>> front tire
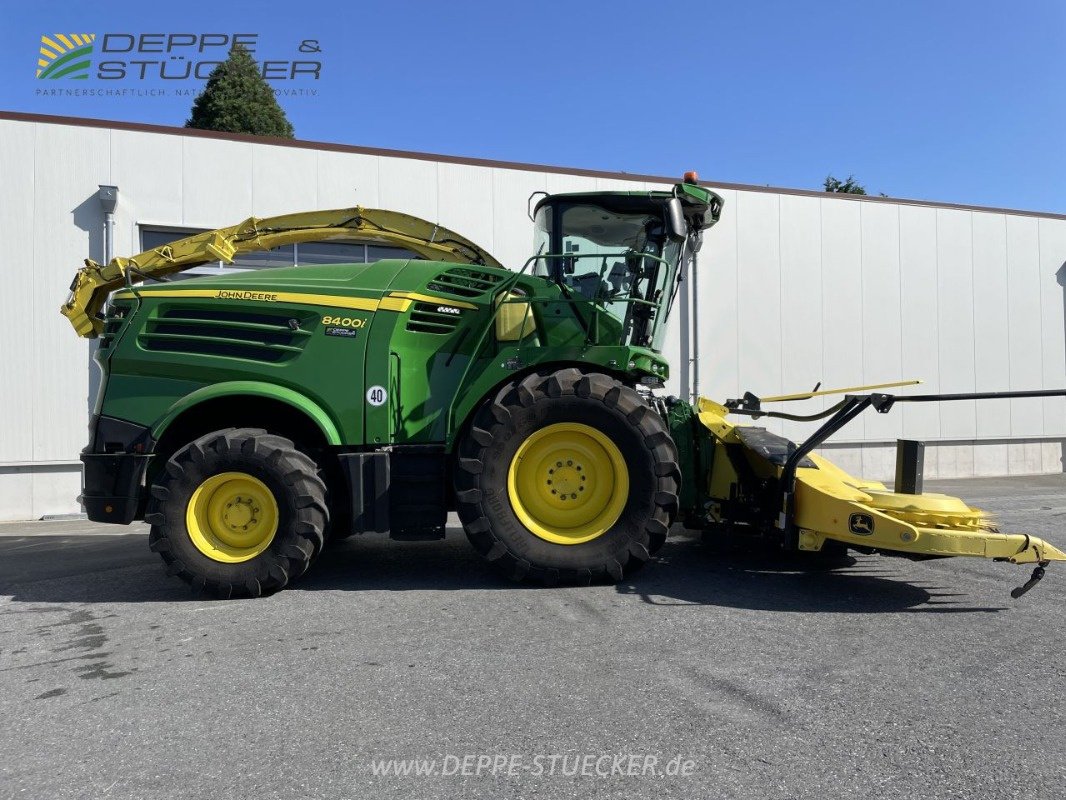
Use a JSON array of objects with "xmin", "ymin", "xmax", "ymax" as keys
[
  {"xmin": 146, "ymin": 428, "xmax": 328, "ymax": 598},
  {"xmin": 455, "ymin": 368, "xmax": 680, "ymax": 584}
]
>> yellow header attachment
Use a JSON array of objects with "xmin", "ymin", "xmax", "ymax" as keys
[{"xmin": 61, "ymin": 206, "xmax": 503, "ymax": 338}]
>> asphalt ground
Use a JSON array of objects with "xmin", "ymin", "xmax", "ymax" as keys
[{"xmin": 2, "ymin": 474, "xmax": 1065, "ymax": 800}]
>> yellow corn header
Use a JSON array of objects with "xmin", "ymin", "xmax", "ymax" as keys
[{"xmin": 690, "ymin": 382, "xmax": 1066, "ymax": 598}]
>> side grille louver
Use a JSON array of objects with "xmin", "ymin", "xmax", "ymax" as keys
[
  {"xmin": 98, "ymin": 302, "xmax": 133, "ymax": 350},
  {"xmin": 139, "ymin": 307, "xmax": 311, "ymax": 363},
  {"xmin": 98, "ymin": 317, "xmax": 124, "ymax": 349},
  {"xmin": 426, "ymin": 267, "xmax": 503, "ymax": 299},
  {"xmin": 406, "ymin": 302, "xmax": 462, "ymax": 334}
]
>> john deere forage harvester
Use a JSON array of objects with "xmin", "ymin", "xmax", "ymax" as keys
[{"xmin": 62, "ymin": 175, "xmax": 1065, "ymax": 597}]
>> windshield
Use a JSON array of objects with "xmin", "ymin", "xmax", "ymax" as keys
[{"xmin": 533, "ymin": 202, "xmax": 682, "ymax": 350}]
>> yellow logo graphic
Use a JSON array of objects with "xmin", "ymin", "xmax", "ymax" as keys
[{"xmin": 37, "ymin": 34, "xmax": 95, "ymax": 80}]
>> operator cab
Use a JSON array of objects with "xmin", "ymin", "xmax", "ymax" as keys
[{"xmin": 531, "ymin": 178, "xmax": 721, "ymax": 352}]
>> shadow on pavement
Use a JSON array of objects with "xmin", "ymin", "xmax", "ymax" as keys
[
  {"xmin": 0, "ymin": 530, "xmax": 1005, "ymax": 613},
  {"xmin": 620, "ymin": 536, "xmax": 1008, "ymax": 614},
  {"xmin": 0, "ymin": 533, "xmax": 195, "ymax": 604}
]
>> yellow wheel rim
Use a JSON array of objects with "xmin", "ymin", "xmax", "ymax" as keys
[
  {"xmin": 185, "ymin": 472, "xmax": 279, "ymax": 563},
  {"xmin": 507, "ymin": 422, "xmax": 629, "ymax": 545}
]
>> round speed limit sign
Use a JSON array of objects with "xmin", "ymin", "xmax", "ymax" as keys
[{"xmin": 366, "ymin": 385, "xmax": 388, "ymax": 407}]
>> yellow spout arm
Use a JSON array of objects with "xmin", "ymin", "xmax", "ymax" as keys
[{"xmin": 60, "ymin": 206, "xmax": 503, "ymax": 338}]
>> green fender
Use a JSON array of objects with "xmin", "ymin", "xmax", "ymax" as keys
[{"xmin": 152, "ymin": 381, "xmax": 343, "ymax": 445}]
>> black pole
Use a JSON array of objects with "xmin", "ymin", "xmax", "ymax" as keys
[{"xmin": 777, "ymin": 396, "xmax": 874, "ymax": 546}]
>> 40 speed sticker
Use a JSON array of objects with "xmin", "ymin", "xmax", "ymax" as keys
[{"xmin": 366, "ymin": 386, "xmax": 388, "ymax": 406}]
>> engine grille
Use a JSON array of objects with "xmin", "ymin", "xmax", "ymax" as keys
[
  {"xmin": 426, "ymin": 267, "xmax": 503, "ymax": 300},
  {"xmin": 406, "ymin": 302, "xmax": 462, "ymax": 334},
  {"xmin": 138, "ymin": 307, "xmax": 311, "ymax": 363}
]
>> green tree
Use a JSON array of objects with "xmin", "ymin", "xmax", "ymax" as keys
[
  {"xmin": 186, "ymin": 45, "xmax": 294, "ymax": 138},
  {"xmin": 823, "ymin": 175, "xmax": 867, "ymax": 195}
]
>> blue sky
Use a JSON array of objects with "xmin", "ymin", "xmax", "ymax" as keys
[{"xmin": 3, "ymin": 1, "xmax": 1063, "ymax": 212}]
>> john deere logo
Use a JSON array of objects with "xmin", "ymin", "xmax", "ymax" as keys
[
  {"xmin": 848, "ymin": 513, "xmax": 875, "ymax": 535},
  {"xmin": 37, "ymin": 34, "xmax": 95, "ymax": 80}
]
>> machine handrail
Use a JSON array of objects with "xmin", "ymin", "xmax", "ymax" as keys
[{"xmin": 443, "ymin": 251, "xmax": 669, "ymax": 435}]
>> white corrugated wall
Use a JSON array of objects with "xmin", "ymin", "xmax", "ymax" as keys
[
  {"xmin": 0, "ymin": 115, "xmax": 1063, "ymax": 520},
  {"xmin": 673, "ymin": 187, "xmax": 1066, "ymax": 480}
]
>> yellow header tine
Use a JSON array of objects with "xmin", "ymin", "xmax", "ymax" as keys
[{"xmin": 760, "ymin": 379, "xmax": 922, "ymax": 403}]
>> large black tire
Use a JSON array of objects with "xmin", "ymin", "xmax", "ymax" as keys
[
  {"xmin": 146, "ymin": 428, "xmax": 328, "ymax": 598},
  {"xmin": 454, "ymin": 368, "xmax": 680, "ymax": 584}
]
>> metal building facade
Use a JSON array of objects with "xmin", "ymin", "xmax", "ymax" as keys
[{"xmin": 1, "ymin": 112, "xmax": 1064, "ymax": 521}]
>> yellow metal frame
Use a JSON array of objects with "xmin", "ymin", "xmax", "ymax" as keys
[
  {"xmin": 61, "ymin": 206, "xmax": 502, "ymax": 338},
  {"xmin": 695, "ymin": 398, "xmax": 1066, "ymax": 566}
]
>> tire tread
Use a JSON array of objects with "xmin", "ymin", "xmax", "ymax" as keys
[
  {"xmin": 145, "ymin": 427, "xmax": 328, "ymax": 598},
  {"xmin": 455, "ymin": 368, "xmax": 679, "ymax": 585}
]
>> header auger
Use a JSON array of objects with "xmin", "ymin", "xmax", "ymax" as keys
[{"xmin": 63, "ymin": 174, "xmax": 1065, "ymax": 598}]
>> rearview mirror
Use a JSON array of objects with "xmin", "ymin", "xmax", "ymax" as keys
[{"xmin": 666, "ymin": 198, "xmax": 687, "ymax": 242}]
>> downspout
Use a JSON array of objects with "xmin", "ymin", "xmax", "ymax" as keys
[
  {"xmin": 84, "ymin": 185, "xmax": 119, "ymax": 514},
  {"xmin": 678, "ymin": 243, "xmax": 691, "ymax": 402},
  {"xmin": 685, "ymin": 228, "xmax": 703, "ymax": 402},
  {"xmin": 98, "ymin": 185, "xmax": 118, "ymax": 264},
  {"xmin": 690, "ymin": 242, "xmax": 700, "ymax": 401},
  {"xmin": 91, "ymin": 186, "xmax": 118, "ymax": 391}
]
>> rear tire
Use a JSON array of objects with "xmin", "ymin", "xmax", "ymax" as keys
[
  {"xmin": 146, "ymin": 428, "xmax": 328, "ymax": 598},
  {"xmin": 455, "ymin": 368, "xmax": 679, "ymax": 584}
]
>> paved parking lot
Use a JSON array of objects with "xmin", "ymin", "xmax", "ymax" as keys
[{"xmin": 2, "ymin": 474, "xmax": 1065, "ymax": 799}]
